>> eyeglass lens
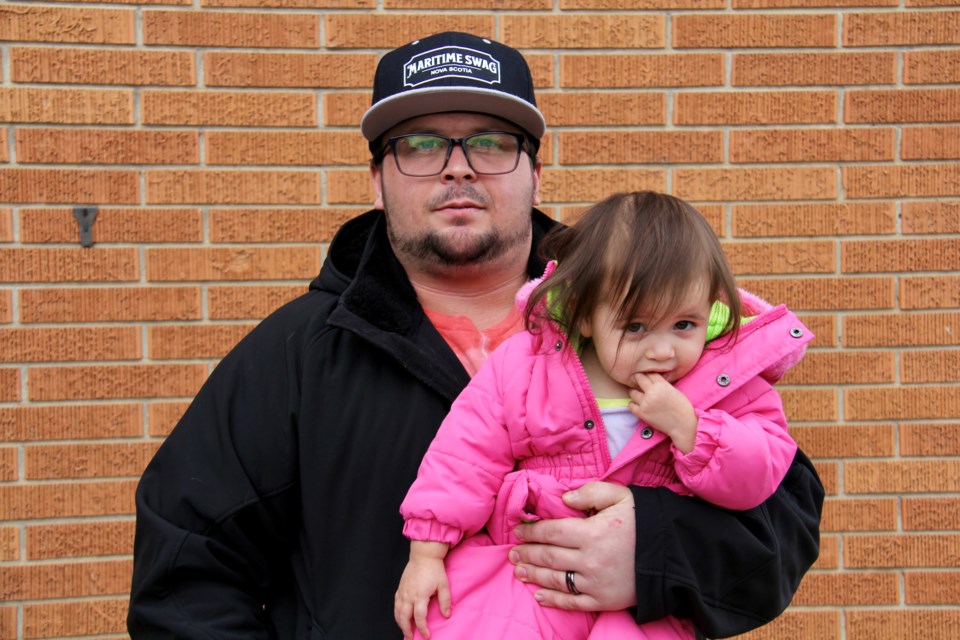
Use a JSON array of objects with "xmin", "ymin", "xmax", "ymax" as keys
[{"xmin": 391, "ymin": 132, "xmax": 522, "ymax": 176}]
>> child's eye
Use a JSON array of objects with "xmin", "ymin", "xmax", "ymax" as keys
[
  {"xmin": 626, "ymin": 322, "xmax": 645, "ymax": 334},
  {"xmin": 674, "ymin": 320, "xmax": 695, "ymax": 331}
]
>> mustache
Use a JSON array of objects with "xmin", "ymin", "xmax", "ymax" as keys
[{"xmin": 426, "ymin": 185, "xmax": 490, "ymax": 209}]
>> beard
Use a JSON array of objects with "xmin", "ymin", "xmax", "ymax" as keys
[{"xmin": 384, "ymin": 183, "xmax": 532, "ymax": 270}]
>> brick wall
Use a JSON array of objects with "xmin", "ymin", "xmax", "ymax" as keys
[{"xmin": 1, "ymin": 2, "xmax": 958, "ymax": 638}]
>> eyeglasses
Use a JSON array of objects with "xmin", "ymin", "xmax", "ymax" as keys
[{"xmin": 378, "ymin": 131, "xmax": 528, "ymax": 177}]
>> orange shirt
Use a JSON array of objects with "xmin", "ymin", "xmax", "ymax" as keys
[{"xmin": 424, "ymin": 306, "xmax": 524, "ymax": 378}]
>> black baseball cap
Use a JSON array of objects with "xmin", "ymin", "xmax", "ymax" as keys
[{"xmin": 361, "ymin": 32, "xmax": 545, "ymax": 150}]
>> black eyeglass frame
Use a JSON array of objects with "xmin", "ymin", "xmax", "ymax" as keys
[{"xmin": 375, "ymin": 131, "xmax": 531, "ymax": 177}]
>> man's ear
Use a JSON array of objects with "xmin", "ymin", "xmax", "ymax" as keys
[{"xmin": 370, "ymin": 162, "xmax": 384, "ymax": 210}]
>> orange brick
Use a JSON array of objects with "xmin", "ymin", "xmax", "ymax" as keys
[
  {"xmin": 821, "ymin": 498, "xmax": 898, "ymax": 532},
  {"xmin": 210, "ymin": 208, "xmax": 361, "ymax": 243},
  {"xmin": 902, "ymin": 350, "xmax": 960, "ymax": 384},
  {"xmin": 16, "ymin": 128, "xmax": 199, "ymax": 165},
  {"xmin": 739, "ymin": 277, "xmax": 893, "ymax": 311},
  {"xmin": 0, "ymin": 86, "xmax": 133, "ymax": 124},
  {"xmin": 325, "ymin": 92, "xmax": 372, "ymax": 127},
  {"xmin": 560, "ymin": 54, "xmax": 721, "ymax": 88},
  {"xmin": 905, "ymin": 50, "xmax": 960, "ymax": 84},
  {"xmin": 902, "ymin": 200, "xmax": 960, "ymax": 233},
  {"xmin": 26, "ymin": 442, "xmax": 161, "ymax": 480},
  {"xmin": 21, "ymin": 207, "xmax": 202, "ymax": 244},
  {"xmin": 541, "ymin": 169, "xmax": 666, "ymax": 203},
  {"xmin": 905, "ymin": 572, "xmax": 960, "ymax": 605},
  {"xmin": 844, "ymin": 10, "xmax": 960, "ymax": 46},
  {"xmin": 11, "ymin": 46, "xmax": 194, "ymax": 85},
  {"xmin": 733, "ymin": 52, "xmax": 896, "ymax": 86},
  {"xmin": 845, "ymin": 164, "xmax": 960, "ymax": 199},
  {"xmin": 541, "ymin": 94, "xmax": 667, "ymax": 127},
  {"xmin": 0, "ymin": 526, "xmax": 17, "ymax": 561},
  {"xmin": 848, "ymin": 610, "xmax": 960, "ymax": 640},
  {"xmin": 0, "ymin": 446, "xmax": 16, "ymax": 482},
  {"xmin": 844, "ymin": 459, "xmax": 960, "ymax": 496},
  {"xmin": 674, "ymin": 13, "xmax": 836, "ymax": 48},
  {"xmin": 843, "ymin": 238, "xmax": 960, "ymax": 273},
  {"xmin": 675, "ymin": 90, "xmax": 837, "ymax": 125},
  {"xmin": 327, "ymin": 169, "xmax": 374, "ymax": 205},
  {"xmin": 389, "ymin": 0, "xmax": 545, "ymax": 6},
  {"xmin": 792, "ymin": 572, "xmax": 898, "ymax": 606},
  {"xmin": 562, "ymin": 0, "xmax": 723, "ymax": 6},
  {"xmin": 733, "ymin": 202, "xmax": 896, "ymax": 237},
  {"xmin": 0, "ymin": 291, "xmax": 9, "ymax": 324},
  {"xmin": 0, "ymin": 133, "xmax": 8, "ymax": 163},
  {"xmin": 0, "ymin": 208, "xmax": 11, "ymax": 241},
  {"xmin": 902, "ymin": 275, "xmax": 960, "ymax": 310},
  {"xmin": 206, "ymin": 0, "xmax": 371, "ymax": 5},
  {"xmin": 675, "ymin": 166, "xmax": 836, "ymax": 201},
  {"xmin": 148, "ymin": 324, "xmax": 255, "ymax": 359},
  {"xmin": 737, "ymin": 609, "xmax": 840, "ymax": 640},
  {"xmin": 0, "ymin": 606, "xmax": 15, "ymax": 640},
  {"xmin": 148, "ymin": 401, "xmax": 189, "ymax": 437},
  {"xmin": 142, "ymin": 90, "xmax": 316, "ymax": 127},
  {"xmin": 902, "ymin": 126, "xmax": 960, "ymax": 160},
  {"xmin": 324, "ymin": 14, "xmax": 493, "ymax": 48},
  {"xmin": 0, "ymin": 4, "xmax": 135, "ymax": 44},
  {"xmin": 0, "ymin": 326, "xmax": 140, "ymax": 362},
  {"xmin": 27, "ymin": 520, "xmax": 135, "ymax": 560},
  {"xmin": 146, "ymin": 247, "xmax": 320, "ymax": 282},
  {"xmin": 780, "ymin": 387, "xmax": 838, "ymax": 422},
  {"xmin": 789, "ymin": 351, "xmax": 894, "ymax": 385},
  {"xmin": 144, "ymin": 9, "xmax": 318, "ymax": 47},
  {"xmin": 0, "ymin": 558, "xmax": 131, "ymax": 600},
  {"xmin": 815, "ymin": 535, "xmax": 840, "ymax": 570},
  {"xmin": 846, "ymin": 534, "xmax": 960, "ymax": 568},
  {"xmin": 0, "ymin": 248, "xmax": 138, "ymax": 283},
  {"xmin": 206, "ymin": 131, "xmax": 367, "ymax": 166},
  {"xmin": 815, "ymin": 461, "xmax": 839, "ymax": 495},
  {"xmin": 503, "ymin": 15, "xmax": 664, "ymax": 48},
  {"xmin": 205, "ymin": 51, "xmax": 377, "ymax": 88},
  {"xmin": 731, "ymin": 128, "xmax": 894, "ymax": 163},
  {"xmin": 24, "ymin": 598, "xmax": 128, "ymax": 639},
  {"xmin": 0, "ymin": 168, "xmax": 138, "ymax": 204},
  {"xmin": 0, "ymin": 480, "xmax": 137, "ymax": 519},
  {"xmin": 21, "ymin": 286, "xmax": 200, "ymax": 323},
  {"xmin": 845, "ymin": 312, "xmax": 960, "ymax": 347},
  {"xmin": 27, "ymin": 364, "xmax": 208, "ymax": 401},
  {"xmin": 904, "ymin": 497, "xmax": 960, "ymax": 530},
  {"xmin": 559, "ymin": 130, "xmax": 721, "ymax": 164},
  {"xmin": 0, "ymin": 404, "xmax": 142, "ymax": 442},
  {"xmin": 208, "ymin": 284, "xmax": 306, "ymax": 320},
  {"xmin": 735, "ymin": 0, "xmax": 897, "ymax": 6},
  {"xmin": 0, "ymin": 369, "xmax": 19, "ymax": 402},
  {"xmin": 901, "ymin": 423, "xmax": 960, "ymax": 457},
  {"xmin": 845, "ymin": 89, "xmax": 960, "ymax": 123},
  {"xmin": 792, "ymin": 424, "xmax": 895, "ymax": 458},
  {"xmin": 146, "ymin": 169, "xmax": 321, "ymax": 205},
  {"xmin": 847, "ymin": 386, "xmax": 959, "ymax": 421},
  {"xmin": 725, "ymin": 240, "xmax": 835, "ymax": 275}
]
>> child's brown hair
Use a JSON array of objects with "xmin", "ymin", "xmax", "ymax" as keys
[{"xmin": 526, "ymin": 191, "xmax": 742, "ymax": 349}]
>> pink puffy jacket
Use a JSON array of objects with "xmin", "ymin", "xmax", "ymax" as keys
[{"xmin": 400, "ymin": 285, "xmax": 812, "ymax": 639}]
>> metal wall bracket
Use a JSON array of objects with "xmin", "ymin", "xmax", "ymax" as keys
[{"xmin": 73, "ymin": 206, "xmax": 98, "ymax": 248}]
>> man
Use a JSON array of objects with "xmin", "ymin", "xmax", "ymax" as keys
[{"xmin": 128, "ymin": 32, "xmax": 823, "ymax": 638}]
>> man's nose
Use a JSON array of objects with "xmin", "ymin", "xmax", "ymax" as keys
[{"xmin": 442, "ymin": 143, "xmax": 476, "ymax": 180}]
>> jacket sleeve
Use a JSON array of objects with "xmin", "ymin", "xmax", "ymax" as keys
[
  {"xmin": 673, "ymin": 379, "xmax": 798, "ymax": 510},
  {"xmin": 127, "ymin": 319, "xmax": 301, "ymax": 638},
  {"xmin": 630, "ymin": 447, "xmax": 824, "ymax": 638},
  {"xmin": 400, "ymin": 343, "xmax": 517, "ymax": 546}
]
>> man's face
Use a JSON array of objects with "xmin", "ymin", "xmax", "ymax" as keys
[{"xmin": 370, "ymin": 112, "xmax": 542, "ymax": 275}]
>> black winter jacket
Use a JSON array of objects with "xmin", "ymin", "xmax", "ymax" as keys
[{"xmin": 128, "ymin": 209, "xmax": 823, "ymax": 639}]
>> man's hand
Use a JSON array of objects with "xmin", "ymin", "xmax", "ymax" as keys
[{"xmin": 509, "ymin": 481, "xmax": 637, "ymax": 611}]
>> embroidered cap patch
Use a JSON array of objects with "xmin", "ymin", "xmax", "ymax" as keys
[{"xmin": 404, "ymin": 46, "xmax": 501, "ymax": 88}]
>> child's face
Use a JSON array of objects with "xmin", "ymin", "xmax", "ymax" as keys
[{"xmin": 581, "ymin": 281, "xmax": 711, "ymax": 392}]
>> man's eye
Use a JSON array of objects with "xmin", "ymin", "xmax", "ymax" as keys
[
  {"xmin": 468, "ymin": 135, "xmax": 501, "ymax": 149},
  {"xmin": 405, "ymin": 136, "xmax": 444, "ymax": 151}
]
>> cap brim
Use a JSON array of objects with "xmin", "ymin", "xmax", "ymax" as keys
[{"xmin": 360, "ymin": 86, "xmax": 546, "ymax": 142}]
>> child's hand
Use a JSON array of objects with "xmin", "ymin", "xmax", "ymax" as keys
[
  {"xmin": 629, "ymin": 372, "xmax": 697, "ymax": 453},
  {"xmin": 394, "ymin": 542, "xmax": 452, "ymax": 639}
]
